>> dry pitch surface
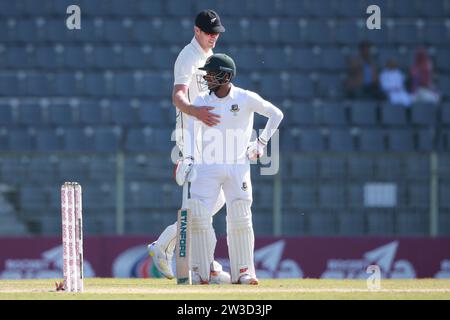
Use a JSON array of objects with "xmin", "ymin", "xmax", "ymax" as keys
[{"xmin": 0, "ymin": 278, "xmax": 450, "ymax": 300}]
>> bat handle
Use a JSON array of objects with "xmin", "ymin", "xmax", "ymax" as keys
[{"xmin": 182, "ymin": 182, "xmax": 189, "ymax": 209}]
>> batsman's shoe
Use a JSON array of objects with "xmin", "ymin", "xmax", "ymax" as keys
[
  {"xmin": 147, "ymin": 242, "xmax": 175, "ymax": 279},
  {"xmin": 210, "ymin": 261, "xmax": 231, "ymax": 285},
  {"xmin": 237, "ymin": 274, "xmax": 259, "ymax": 285}
]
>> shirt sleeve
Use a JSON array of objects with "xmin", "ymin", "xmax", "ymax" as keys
[
  {"xmin": 183, "ymin": 96, "xmax": 204, "ymax": 158},
  {"xmin": 174, "ymin": 51, "xmax": 195, "ymax": 86},
  {"xmin": 246, "ymin": 91, "xmax": 284, "ymax": 144}
]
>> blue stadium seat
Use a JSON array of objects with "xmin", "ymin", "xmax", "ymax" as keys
[
  {"xmin": 0, "ymin": 102, "xmax": 13, "ymax": 125},
  {"xmin": 260, "ymin": 73, "xmax": 288, "ymax": 99},
  {"xmin": 290, "ymin": 74, "xmax": 314, "ymax": 99},
  {"xmin": 36, "ymin": 46, "xmax": 63, "ymax": 69},
  {"xmin": 93, "ymin": 45, "xmax": 124, "ymax": 69},
  {"xmin": 249, "ymin": 20, "xmax": 280, "ymax": 45},
  {"xmin": 233, "ymin": 47, "xmax": 264, "ymax": 72},
  {"xmin": 375, "ymin": 156, "xmax": 404, "ymax": 179},
  {"xmin": 440, "ymin": 183, "xmax": 450, "ymax": 209},
  {"xmin": 416, "ymin": 0, "xmax": 449, "ymax": 17},
  {"xmin": 319, "ymin": 47, "xmax": 347, "ymax": 71},
  {"xmin": 253, "ymin": 0, "xmax": 284, "ymax": 17},
  {"xmin": 320, "ymin": 156, "xmax": 346, "ymax": 179},
  {"xmin": 392, "ymin": 22, "xmax": 422, "ymax": 45},
  {"xmin": 57, "ymin": 156, "xmax": 89, "ymax": 181},
  {"xmin": 84, "ymin": 73, "xmax": 114, "ymax": 97},
  {"xmin": 282, "ymin": 213, "xmax": 307, "ymax": 235},
  {"xmin": 405, "ymin": 155, "xmax": 429, "ymax": 181},
  {"xmin": 319, "ymin": 184, "xmax": 346, "ymax": 208},
  {"xmin": 262, "ymin": 47, "xmax": 290, "ymax": 71},
  {"xmin": 411, "ymin": 104, "xmax": 437, "ymax": 126},
  {"xmin": 87, "ymin": 157, "xmax": 116, "ymax": 181},
  {"xmin": 328, "ymin": 128, "xmax": 355, "ymax": 152},
  {"xmin": 290, "ymin": 155, "xmax": 318, "ymax": 180},
  {"xmin": 79, "ymin": 100, "xmax": 110, "ymax": 125},
  {"xmin": 282, "ymin": 0, "xmax": 308, "ymax": 16},
  {"xmin": 390, "ymin": 0, "xmax": 419, "ymax": 17},
  {"xmin": 367, "ymin": 212, "xmax": 395, "ymax": 235},
  {"xmin": 320, "ymin": 103, "xmax": 347, "ymax": 125},
  {"xmin": 436, "ymin": 49, "xmax": 450, "ymax": 73},
  {"xmin": 137, "ymin": 0, "xmax": 164, "ymax": 16},
  {"xmin": 161, "ymin": 20, "xmax": 192, "ymax": 45},
  {"xmin": 54, "ymin": 72, "xmax": 84, "ymax": 96},
  {"xmin": 417, "ymin": 128, "xmax": 436, "ymax": 151},
  {"xmin": 132, "ymin": 20, "xmax": 163, "ymax": 43},
  {"xmin": 110, "ymin": 100, "xmax": 139, "ymax": 125},
  {"xmin": 110, "ymin": 0, "xmax": 139, "ymax": 16},
  {"xmin": 358, "ymin": 129, "xmax": 385, "ymax": 151},
  {"xmin": 94, "ymin": 127, "xmax": 122, "ymax": 152},
  {"xmin": 139, "ymin": 103, "xmax": 165, "ymax": 126},
  {"xmin": 6, "ymin": 46, "xmax": 32, "ymax": 69},
  {"xmin": 217, "ymin": 18, "xmax": 250, "ymax": 45},
  {"xmin": 348, "ymin": 184, "xmax": 364, "ymax": 208},
  {"xmin": 316, "ymin": 74, "xmax": 344, "ymax": 99},
  {"xmin": 35, "ymin": 128, "xmax": 64, "ymax": 151},
  {"xmin": 290, "ymin": 48, "xmax": 317, "ymax": 71},
  {"xmin": 349, "ymin": 101, "xmax": 378, "ymax": 125},
  {"xmin": 137, "ymin": 73, "xmax": 172, "ymax": 98},
  {"xmin": 290, "ymin": 184, "xmax": 316, "ymax": 208},
  {"xmin": 17, "ymin": 102, "xmax": 44, "ymax": 125},
  {"xmin": 308, "ymin": 212, "xmax": 337, "ymax": 236},
  {"xmin": 439, "ymin": 76, "xmax": 450, "ymax": 100},
  {"xmin": 63, "ymin": 127, "xmax": 95, "ymax": 151},
  {"xmin": 122, "ymin": 46, "xmax": 153, "ymax": 69},
  {"xmin": 408, "ymin": 184, "xmax": 430, "ymax": 209},
  {"xmin": 278, "ymin": 20, "xmax": 303, "ymax": 44},
  {"xmin": 380, "ymin": 103, "xmax": 408, "ymax": 125},
  {"xmin": 387, "ymin": 128, "xmax": 415, "ymax": 152},
  {"xmin": 48, "ymin": 102, "xmax": 77, "ymax": 125},
  {"xmin": 82, "ymin": 183, "xmax": 115, "ymax": 210},
  {"xmin": 114, "ymin": 72, "xmax": 137, "ymax": 97},
  {"xmin": 423, "ymin": 21, "xmax": 447, "ymax": 46},
  {"xmin": 338, "ymin": 213, "xmax": 365, "ymax": 235},
  {"xmin": 152, "ymin": 47, "xmax": 179, "ymax": 70},
  {"xmin": 8, "ymin": 129, "xmax": 34, "ymax": 151},
  {"xmin": 125, "ymin": 127, "xmax": 156, "ymax": 152},
  {"xmin": 0, "ymin": 73, "xmax": 19, "ymax": 96},
  {"xmin": 348, "ymin": 156, "xmax": 375, "ymax": 180},
  {"xmin": 20, "ymin": 186, "xmax": 47, "ymax": 210},
  {"xmin": 304, "ymin": 21, "xmax": 334, "ymax": 45},
  {"xmin": 103, "ymin": 20, "xmax": 133, "ymax": 42},
  {"xmin": 442, "ymin": 104, "xmax": 450, "ymax": 126},
  {"xmin": 289, "ymin": 103, "xmax": 317, "ymax": 125},
  {"xmin": 298, "ymin": 128, "xmax": 325, "ymax": 151},
  {"xmin": 253, "ymin": 183, "xmax": 273, "ymax": 209},
  {"xmin": 396, "ymin": 212, "xmax": 428, "ymax": 235},
  {"xmin": 335, "ymin": 21, "xmax": 361, "ymax": 45}
]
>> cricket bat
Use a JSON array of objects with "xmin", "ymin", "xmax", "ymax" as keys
[{"xmin": 176, "ymin": 182, "xmax": 192, "ymax": 285}]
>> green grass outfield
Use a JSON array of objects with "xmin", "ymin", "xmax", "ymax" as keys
[{"xmin": 0, "ymin": 278, "xmax": 450, "ymax": 300}]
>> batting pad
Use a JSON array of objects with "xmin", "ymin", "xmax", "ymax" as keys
[
  {"xmin": 189, "ymin": 199, "xmax": 215, "ymax": 282},
  {"xmin": 156, "ymin": 222, "xmax": 177, "ymax": 254},
  {"xmin": 226, "ymin": 199, "xmax": 256, "ymax": 283}
]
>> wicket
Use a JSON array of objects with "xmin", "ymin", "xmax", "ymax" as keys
[{"xmin": 61, "ymin": 182, "xmax": 84, "ymax": 292}]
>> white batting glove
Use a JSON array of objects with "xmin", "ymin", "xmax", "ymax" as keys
[
  {"xmin": 174, "ymin": 156, "xmax": 196, "ymax": 186},
  {"xmin": 246, "ymin": 138, "xmax": 267, "ymax": 161}
]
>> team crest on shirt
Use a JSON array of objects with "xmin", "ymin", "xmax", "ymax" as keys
[
  {"xmin": 230, "ymin": 104, "xmax": 240, "ymax": 116},
  {"xmin": 241, "ymin": 182, "xmax": 248, "ymax": 191}
]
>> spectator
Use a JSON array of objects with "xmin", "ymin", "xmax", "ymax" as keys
[
  {"xmin": 380, "ymin": 58, "xmax": 413, "ymax": 107},
  {"xmin": 345, "ymin": 41, "xmax": 384, "ymax": 100},
  {"xmin": 409, "ymin": 47, "xmax": 441, "ymax": 104}
]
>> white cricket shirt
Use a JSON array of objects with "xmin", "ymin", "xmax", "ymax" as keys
[
  {"xmin": 186, "ymin": 84, "xmax": 284, "ymax": 164},
  {"xmin": 173, "ymin": 37, "xmax": 213, "ymax": 153}
]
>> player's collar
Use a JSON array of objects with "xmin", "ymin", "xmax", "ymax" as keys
[
  {"xmin": 211, "ymin": 84, "xmax": 236, "ymax": 100},
  {"xmin": 191, "ymin": 37, "xmax": 212, "ymax": 59}
]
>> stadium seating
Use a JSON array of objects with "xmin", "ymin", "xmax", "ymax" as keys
[{"xmin": 0, "ymin": 0, "xmax": 449, "ymax": 236}]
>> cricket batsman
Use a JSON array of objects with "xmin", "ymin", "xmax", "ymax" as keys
[{"xmin": 182, "ymin": 53, "xmax": 284, "ymax": 284}]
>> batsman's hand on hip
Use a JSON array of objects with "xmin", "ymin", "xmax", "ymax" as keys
[
  {"xmin": 174, "ymin": 156, "xmax": 197, "ymax": 186},
  {"xmin": 246, "ymin": 138, "xmax": 267, "ymax": 161},
  {"xmin": 192, "ymin": 106, "xmax": 220, "ymax": 127}
]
